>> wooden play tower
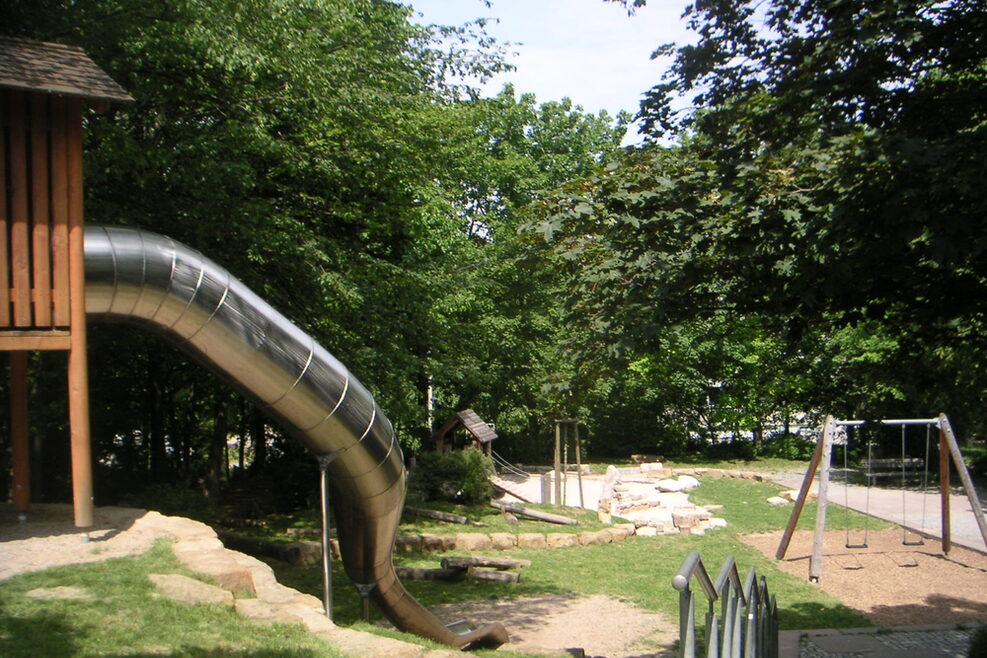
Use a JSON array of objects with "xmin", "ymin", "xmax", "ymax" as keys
[{"xmin": 0, "ymin": 36, "xmax": 131, "ymax": 527}]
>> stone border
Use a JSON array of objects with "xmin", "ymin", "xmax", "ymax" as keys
[{"xmin": 139, "ymin": 511, "xmax": 475, "ymax": 658}]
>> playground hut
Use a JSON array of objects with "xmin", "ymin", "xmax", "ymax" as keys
[
  {"xmin": 434, "ymin": 409, "xmax": 497, "ymax": 456},
  {"xmin": 1, "ymin": 36, "xmax": 132, "ymax": 527}
]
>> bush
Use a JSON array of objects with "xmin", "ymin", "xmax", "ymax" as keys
[
  {"xmin": 411, "ymin": 448, "xmax": 494, "ymax": 504},
  {"xmin": 969, "ymin": 625, "xmax": 987, "ymax": 658},
  {"xmin": 759, "ymin": 432, "xmax": 816, "ymax": 460}
]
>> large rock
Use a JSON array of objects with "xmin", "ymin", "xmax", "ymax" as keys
[
  {"xmin": 421, "ymin": 534, "xmax": 456, "ymax": 552},
  {"xmin": 767, "ymin": 496, "xmax": 790, "ymax": 506},
  {"xmin": 454, "ymin": 533, "xmax": 493, "ymax": 551},
  {"xmin": 656, "ymin": 479, "xmax": 685, "ymax": 492},
  {"xmin": 545, "ymin": 533, "xmax": 578, "ymax": 549},
  {"xmin": 677, "ymin": 475, "xmax": 701, "ymax": 490},
  {"xmin": 516, "ymin": 533, "xmax": 547, "ymax": 550},
  {"xmin": 490, "ymin": 533, "xmax": 517, "ymax": 550}
]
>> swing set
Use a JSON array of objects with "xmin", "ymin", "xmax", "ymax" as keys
[{"xmin": 776, "ymin": 413, "xmax": 987, "ymax": 582}]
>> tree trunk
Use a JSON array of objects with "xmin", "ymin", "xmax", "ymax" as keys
[
  {"xmin": 250, "ymin": 408, "xmax": 266, "ymax": 470},
  {"xmin": 207, "ymin": 396, "xmax": 228, "ymax": 494}
]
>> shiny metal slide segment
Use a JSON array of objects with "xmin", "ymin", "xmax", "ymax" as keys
[{"xmin": 84, "ymin": 225, "xmax": 508, "ymax": 650}]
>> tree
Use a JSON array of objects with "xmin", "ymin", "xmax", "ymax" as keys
[{"xmin": 526, "ymin": 0, "xmax": 987, "ymax": 433}]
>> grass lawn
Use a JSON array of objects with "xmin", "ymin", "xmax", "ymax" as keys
[
  {"xmin": 0, "ymin": 541, "xmax": 343, "ymax": 657},
  {"xmin": 2, "ymin": 463, "xmax": 891, "ymax": 656},
  {"xmin": 267, "ymin": 473, "xmax": 881, "ymax": 639}
]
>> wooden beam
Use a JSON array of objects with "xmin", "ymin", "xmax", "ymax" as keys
[
  {"xmin": 490, "ymin": 500, "xmax": 578, "ymax": 526},
  {"xmin": 50, "ymin": 96, "xmax": 70, "ymax": 326},
  {"xmin": 939, "ymin": 414, "xmax": 987, "ymax": 552},
  {"xmin": 553, "ymin": 421, "xmax": 562, "ymax": 506},
  {"xmin": 809, "ymin": 416, "xmax": 836, "ymax": 582},
  {"xmin": 775, "ymin": 421, "xmax": 827, "ymax": 560},
  {"xmin": 0, "ymin": 331, "xmax": 72, "ymax": 351},
  {"xmin": 8, "ymin": 90, "xmax": 31, "ymax": 327},
  {"xmin": 940, "ymin": 418, "xmax": 951, "ymax": 555},
  {"xmin": 66, "ymin": 98, "xmax": 93, "ymax": 528},
  {"xmin": 30, "ymin": 93, "xmax": 52, "ymax": 327},
  {"xmin": 0, "ymin": 92, "xmax": 10, "ymax": 327},
  {"xmin": 10, "ymin": 351, "xmax": 30, "ymax": 514}
]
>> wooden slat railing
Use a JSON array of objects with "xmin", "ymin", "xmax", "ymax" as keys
[{"xmin": 1, "ymin": 89, "xmax": 75, "ymax": 341}]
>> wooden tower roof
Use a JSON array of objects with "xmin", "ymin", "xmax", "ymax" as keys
[
  {"xmin": 0, "ymin": 36, "xmax": 132, "ymax": 102},
  {"xmin": 436, "ymin": 409, "xmax": 498, "ymax": 445}
]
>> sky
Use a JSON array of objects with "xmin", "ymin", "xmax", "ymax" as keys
[{"xmin": 406, "ymin": 0, "xmax": 695, "ymax": 143}]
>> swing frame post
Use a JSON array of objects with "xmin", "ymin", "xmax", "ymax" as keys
[
  {"xmin": 939, "ymin": 415, "xmax": 987, "ymax": 553},
  {"xmin": 939, "ymin": 419, "xmax": 951, "ymax": 554},
  {"xmin": 776, "ymin": 416, "xmax": 831, "ymax": 560},
  {"xmin": 809, "ymin": 417, "xmax": 837, "ymax": 582}
]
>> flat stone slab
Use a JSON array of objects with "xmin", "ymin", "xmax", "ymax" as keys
[
  {"xmin": 25, "ymin": 586, "xmax": 94, "ymax": 601},
  {"xmin": 149, "ymin": 573, "xmax": 234, "ymax": 607}
]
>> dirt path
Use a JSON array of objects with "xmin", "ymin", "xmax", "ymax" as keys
[
  {"xmin": 741, "ymin": 528, "xmax": 987, "ymax": 627},
  {"xmin": 431, "ymin": 594, "xmax": 677, "ymax": 657}
]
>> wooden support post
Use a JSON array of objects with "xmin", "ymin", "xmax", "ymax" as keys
[
  {"xmin": 574, "ymin": 423, "xmax": 585, "ymax": 509},
  {"xmin": 775, "ymin": 419, "xmax": 827, "ymax": 560},
  {"xmin": 10, "ymin": 351, "xmax": 30, "ymax": 515},
  {"xmin": 939, "ymin": 415, "xmax": 987, "ymax": 552},
  {"xmin": 553, "ymin": 421, "xmax": 561, "ymax": 507},
  {"xmin": 66, "ymin": 99, "xmax": 93, "ymax": 528},
  {"xmin": 808, "ymin": 416, "xmax": 835, "ymax": 582},
  {"xmin": 939, "ymin": 418, "xmax": 951, "ymax": 555}
]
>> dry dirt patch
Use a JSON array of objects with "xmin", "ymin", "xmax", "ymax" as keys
[
  {"xmin": 741, "ymin": 528, "xmax": 987, "ymax": 627},
  {"xmin": 430, "ymin": 594, "xmax": 677, "ymax": 657}
]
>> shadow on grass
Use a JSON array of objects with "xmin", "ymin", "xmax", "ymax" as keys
[
  {"xmin": 780, "ymin": 600, "xmax": 872, "ymax": 631},
  {"xmin": 0, "ymin": 609, "xmax": 326, "ymax": 657},
  {"xmin": 265, "ymin": 553, "xmax": 574, "ymax": 628}
]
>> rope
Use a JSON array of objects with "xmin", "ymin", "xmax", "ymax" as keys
[
  {"xmin": 845, "ymin": 426, "xmax": 872, "ymax": 549},
  {"xmin": 490, "ymin": 449, "xmax": 530, "ymax": 478},
  {"xmin": 901, "ymin": 424, "xmax": 926, "ymax": 546}
]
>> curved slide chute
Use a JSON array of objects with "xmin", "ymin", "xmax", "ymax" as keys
[{"xmin": 84, "ymin": 225, "xmax": 508, "ymax": 650}]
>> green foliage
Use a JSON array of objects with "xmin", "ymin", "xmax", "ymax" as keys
[
  {"xmin": 525, "ymin": 0, "xmax": 987, "ymax": 444},
  {"xmin": 410, "ymin": 449, "xmax": 494, "ymax": 504},
  {"xmin": 0, "ymin": 0, "xmax": 629, "ymax": 497},
  {"xmin": 970, "ymin": 625, "xmax": 987, "ymax": 658}
]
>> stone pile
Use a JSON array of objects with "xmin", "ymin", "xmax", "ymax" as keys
[{"xmin": 602, "ymin": 463, "xmax": 728, "ymax": 537}]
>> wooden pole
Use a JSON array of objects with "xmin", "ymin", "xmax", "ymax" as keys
[
  {"xmin": 808, "ymin": 416, "xmax": 835, "ymax": 582},
  {"xmin": 939, "ymin": 414, "xmax": 987, "ymax": 552},
  {"xmin": 553, "ymin": 420, "xmax": 561, "ymax": 507},
  {"xmin": 66, "ymin": 99, "xmax": 93, "ymax": 528},
  {"xmin": 775, "ymin": 419, "xmax": 827, "ymax": 560},
  {"xmin": 939, "ymin": 417, "xmax": 951, "ymax": 555},
  {"xmin": 10, "ymin": 351, "xmax": 30, "ymax": 515},
  {"xmin": 574, "ymin": 423, "xmax": 585, "ymax": 509}
]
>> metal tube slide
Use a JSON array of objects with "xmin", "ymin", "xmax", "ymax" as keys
[{"xmin": 84, "ymin": 225, "xmax": 508, "ymax": 650}]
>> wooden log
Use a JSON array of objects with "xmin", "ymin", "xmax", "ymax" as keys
[
  {"xmin": 489, "ymin": 500, "xmax": 578, "ymax": 525},
  {"xmin": 405, "ymin": 506, "xmax": 469, "ymax": 524},
  {"xmin": 441, "ymin": 556, "xmax": 531, "ymax": 571},
  {"xmin": 491, "ymin": 478, "xmax": 537, "ymax": 504},
  {"xmin": 394, "ymin": 567, "xmax": 465, "ymax": 582},
  {"xmin": 469, "ymin": 568, "xmax": 520, "ymax": 583}
]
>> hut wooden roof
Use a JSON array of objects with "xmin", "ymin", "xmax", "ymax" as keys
[
  {"xmin": 436, "ymin": 409, "xmax": 498, "ymax": 444},
  {"xmin": 0, "ymin": 36, "xmax": 132, "ymax": 102}
]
